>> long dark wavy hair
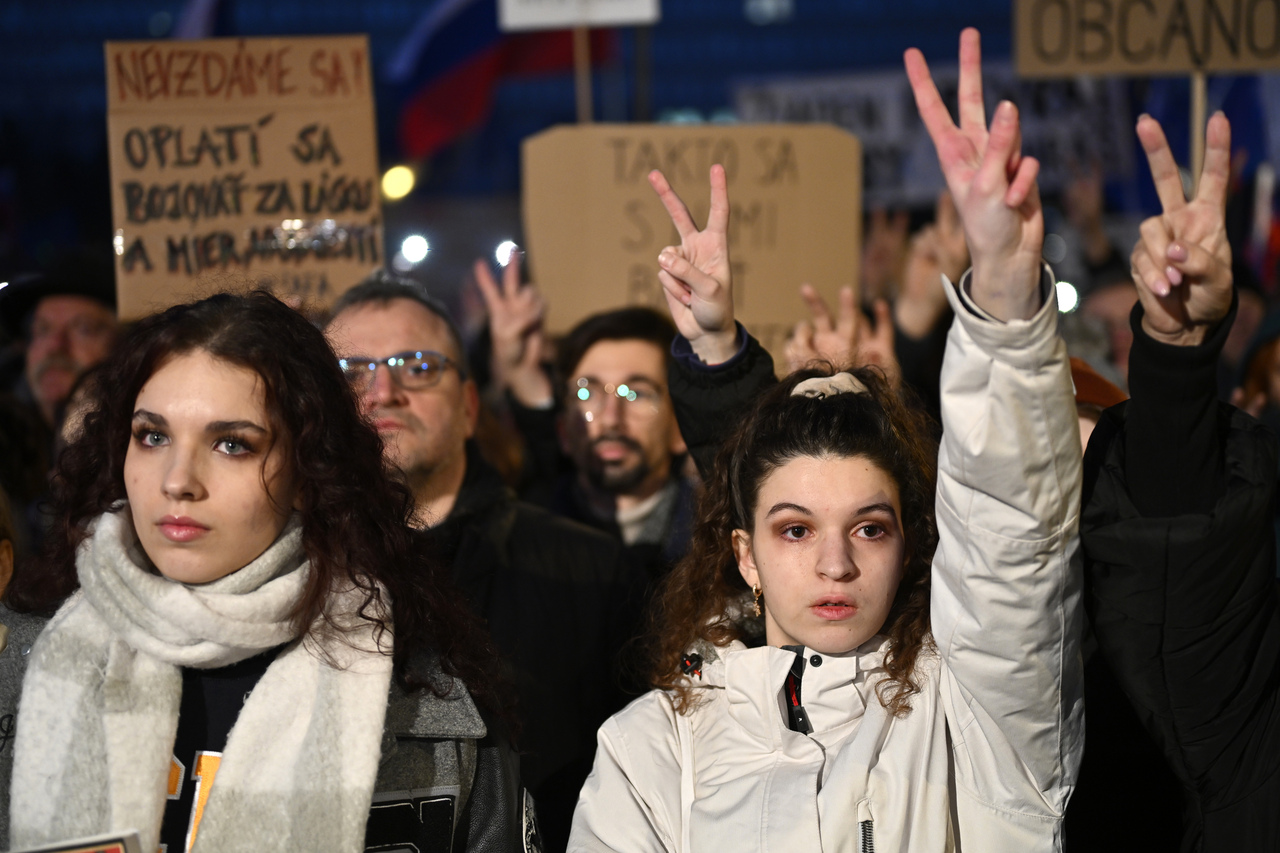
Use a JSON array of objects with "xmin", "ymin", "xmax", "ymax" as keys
[
  {"xmin": 649, "ymin": 366, "xmax": 938, "ymax": 717},
  {"xmin": 7, "ymin": 291, "xmax": 506, "ymax": 712}
]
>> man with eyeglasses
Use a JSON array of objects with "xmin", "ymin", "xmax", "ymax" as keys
[
  {"xmin": 324, "ymin": 272, "xmax": 644, "ymax": 853},
  {"xmin": 496, "ymin": 306, "xmax": 694, "ymax": 580}
]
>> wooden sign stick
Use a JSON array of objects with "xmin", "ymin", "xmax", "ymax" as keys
[
  {"xmin": 574, "ymin": 26, "xmax": 593, "ymax": 124},
  {"xmin": 1191, "ymin": 70, "xmax": 1206, "ymax": 194}
]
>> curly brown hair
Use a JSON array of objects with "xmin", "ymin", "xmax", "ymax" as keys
[
  {"xmin": 6, "ymin": 291, "xmax": 508, "ymax": 718},
  {"xmin": 648, "ymin": 366, "xmax": 937, "ymax": 717}
]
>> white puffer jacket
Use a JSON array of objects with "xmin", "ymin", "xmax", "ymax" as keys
[{"xmin": 569, "ymin": 271, "xmax": 1084, "ymax": 853}]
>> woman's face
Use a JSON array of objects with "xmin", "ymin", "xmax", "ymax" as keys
[
  {"xmin": 734, "ymin": 454, "xmax": 907, "ymax": 654},
  {"xmin": 124, "ymin": 349, "xmax": 298, "ymax": 584}
]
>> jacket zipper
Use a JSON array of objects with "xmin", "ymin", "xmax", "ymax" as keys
[{"xmin": 857, "ymin": 800, "xmax": 875, "ymax": 853}]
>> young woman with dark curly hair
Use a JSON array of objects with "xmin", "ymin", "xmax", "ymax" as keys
[
  {"xmin": 3, "ymin": 291, "xmax": 526, "ymax": 853},
  {"xmin": 570, "ymin": 29, "xmax": 1084, "ymax": 853}
]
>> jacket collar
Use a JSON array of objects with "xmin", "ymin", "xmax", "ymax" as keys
[
  {"xmin": 385, "ymin": 647, "xmax": 487, "ymax": 741},
  {"xmin": 694, "ymin": 637, "xmax": 890, "ymax": 745}
]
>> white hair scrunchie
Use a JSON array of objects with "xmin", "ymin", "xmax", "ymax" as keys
[{"xmin": 790, "ymin": 372, "xmax": 869, "ymax": 399}]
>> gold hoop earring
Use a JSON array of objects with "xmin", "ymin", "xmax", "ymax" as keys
[{"xmin": 752, "ymin": 584, "xmax": 762, "ymax": 618}]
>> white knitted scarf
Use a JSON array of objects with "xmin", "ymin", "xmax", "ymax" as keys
[{"xmin": 10, "ymin": 507, "xmax": 393, "ymax": 853}]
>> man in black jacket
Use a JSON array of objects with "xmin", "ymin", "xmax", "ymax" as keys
[
  {"xmin": 1081, "ymin": 112, "xmax": 1280, "ymax": 852},
  {"xmin": 326, "ymin": 274, "xmax": 647, "ymax": 853}
]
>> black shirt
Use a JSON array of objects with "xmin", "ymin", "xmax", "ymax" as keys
[{"xmin": 158, "ymin": 647, "xmax": 282, "ymax": 853}]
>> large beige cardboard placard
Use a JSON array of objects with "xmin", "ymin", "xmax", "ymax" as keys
[
  {"xmin": 522, "ymin": 124, "xmax": 861, "ymax": 358},
  {"xmin": 1016, "ymin": 0, "xmax": 1280, "ymax": 77},
  {"xmin": 106, "ymin": 35, "xmax": 383, "ymax": 321}
]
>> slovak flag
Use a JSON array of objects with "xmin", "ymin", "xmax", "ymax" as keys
[{"xmin": 386, "ymin": 0, "xmax": 614, "ymax": 161}]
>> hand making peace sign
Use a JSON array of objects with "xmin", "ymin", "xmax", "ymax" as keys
[
  {"xmin": 904, "ymin": 28, "xmax": 1044, "ymax": 322},
  {"xmin": 1129, "ymin": 112, "xmax": 1233, "ymax": 347},
  {"xmin": 649, "ymin": 164, "xmax": 739, "ymax": 365}
]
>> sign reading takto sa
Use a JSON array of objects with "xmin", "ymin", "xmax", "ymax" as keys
[{"xmin": 522, "ymin": 124, "xmax": 861, "ymax": 358}]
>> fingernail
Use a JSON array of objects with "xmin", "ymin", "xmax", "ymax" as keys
[
  {"xmin": 1167, "ymin": 242, "xmax": 1188, "ymax": 262},
  {"xmin": 1138, "ymin": 113, "xmax": 1151, "ymax": 123},
  {"xmin": 1156, "ymin": 278, "xmax": 1171, "ymax": 297},
  {"xmin": 658, "ymin": 251, "xmax": 671, "ymax": 266},
  {"xmin": 1165, "ymin": 265, "xmax": 1183, "ymax": 287},
  {"xmin": 997, "ymin": 100, "xmax": 1014, "ymax": 120}
]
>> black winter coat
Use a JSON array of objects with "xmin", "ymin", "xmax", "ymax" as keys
[
  {"xmin": 1082, "ymin": 301, "xmax": 1280, "ymax": 853},
  {"xmin": 421, "ymin": 445, "xmax": 647, "ymax": 853}
]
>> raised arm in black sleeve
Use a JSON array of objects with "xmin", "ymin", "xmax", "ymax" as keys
[
  {"xmin": 1121, "ymin": 297, "xmax": 1229, "ymax": 515},
  {"xmin": 667, "ymin": 325, "xmax": 777, "ymax": 478}
]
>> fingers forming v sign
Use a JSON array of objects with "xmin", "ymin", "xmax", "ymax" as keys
[
  {"xmin": 787, "ymin": 284, "xmax": 858, "ymax": 371},
  {"xmin": 785, "ymin": 286, "xmax": 901, "ymax": 386},
  {"xmin": 650, "ymin": 165, "xmax": 738, "ymax": 364},
  {"xmin": 904, "ymin": 28, "xmax": 1044, "ymax": 321},
  {"xmin": 1130, "ymin": 112, "xmax": 1233, "ymax": 346},
  {"xmin": 474, "ymin": 251, "xmax": 553, "ymax": 404}
]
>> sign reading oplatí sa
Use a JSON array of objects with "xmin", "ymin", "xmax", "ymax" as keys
[
  {"xmin": 1016, "ymin": 0, "xmax": 1280, "ymax": 76},
  {"xmin": 105, "ymin": 36, "xmax": 383, "ymax": 321},
  {"xmin": 522, "ymin": 124, "xmax": 860, "ymax": 359},
  {"xmin": 499, "ymin": 0, "xmax": 659, "ymax": 31}
]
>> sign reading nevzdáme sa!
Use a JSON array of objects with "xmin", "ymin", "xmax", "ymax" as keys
[
  {"xmin": 1016, "ymin": 0, "xmax": 1280, "ymax": 76},
  {"xmin": 522, "ymin": 124, "xmax": 860, "ymax": 358},
  {"xmin": 105, "ymin": 35, "xmax": 382, "ymax": 321}
]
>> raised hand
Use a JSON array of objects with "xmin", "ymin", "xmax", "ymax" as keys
[
  {"xmin": 904, "ymin": 28, "xmax": 1044, "ymax": 321},
  {"xmin": 896, "ymin": 192, "xmax": 967, "ymax": 340},
  {"xmin": 931, "ymin": 191, "xmax": 970, "ymax": 284},
  {"xmin": 786, "ymin": 284, "xmax": 859, "ymax": 371},
  {"xmin": 861, "ymin": 208, "xmax": 911, "ymax": 301},
  {"xmin": 1129, "ymin": 112, "xmax": 1233, "ymax": 347},
  {"xmin": 649, "ymin": 165, "xmax": 738, "ymax": 364},
  {"xmin": 474, "ymin": 251, "xmax": 553, "ymax": 406},
  {"xmin": 785, "ymin": 285, "xmax": 901, "ymax": 386}
]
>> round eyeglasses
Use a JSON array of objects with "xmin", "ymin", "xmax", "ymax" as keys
[
  {"xmin": 338, "ymin": 350, "xmax": 467, "ymax": 392},
  {"xmin": 568, "ymin": 378, "xmax": 664, "ymax": 421}
]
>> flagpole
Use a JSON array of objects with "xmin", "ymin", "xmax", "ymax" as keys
[{"xmin": 574, "ymin": 26, "xmax": 593, "ymax": 123}]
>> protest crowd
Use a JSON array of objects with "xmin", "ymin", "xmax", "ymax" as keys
[{"xmin": 1, "ymin": 7, "xmax": 1280, "ymax": 853}]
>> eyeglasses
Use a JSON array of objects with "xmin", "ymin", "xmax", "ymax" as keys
[
  {"xmin": 338, "ymin": 350, "xmax": 467, "ymax": 392},
  {"xmin": 568, "ymin": 378, "xmax": 665, "ymax": 420}
]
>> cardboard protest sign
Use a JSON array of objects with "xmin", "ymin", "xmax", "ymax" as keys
[
  {"xmin": 522, "ymin": 124, "xmax": 860, "ymax": 358},
  {"xmin": 105, "ymin": 35, "xmax": 382, "ymax": 321},
  {"xmin": 499, "ymin": 0, "xmax": 660, "ymax": 31},
  {"xmin": 1016, "ymin": 0, "xmax": 1280, "ymax": 77},
  {"xmin": 735, "ymin": 62, "xmax": 1132, "ymax": 207}
]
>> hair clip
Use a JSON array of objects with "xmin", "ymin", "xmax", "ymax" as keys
[{"xmin": 791, "ymin": 372, "xmax": 868, "ymax": 399}]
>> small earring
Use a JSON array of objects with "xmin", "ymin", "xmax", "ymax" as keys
[{"xmin": 752, "ymin": 584, "xmax": 762, "ymax": 618}]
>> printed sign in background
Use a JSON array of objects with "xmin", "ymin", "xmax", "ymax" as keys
[
  {"xmin": 522, "ymin": 124, "xmax": 860, "ymax": 357},
  {"xmin": 105, "ymin": 35, "xmax": 382, "ymax": 321},
  {"xmin": 735, "ymin": 62, "xmax": 1133, "ymax": 208},
  {"xmin": 498, "ymin": 0, "xmax": 660, "ymax": 31},
  {"xmin": 1015, "ymin": 0, "xmax": 1280, "ymax": 77}
]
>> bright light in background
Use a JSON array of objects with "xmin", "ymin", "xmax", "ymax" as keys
[
  {"xmin": 113, "ymin": 230, "xmax": 125, "ymax": 256},
  {"xmin": 0, "ymin": 281, "xmax": 8, "ymax": 292},
  {"xmin": 401, "ymin": 235, "xmax": 429, "ymax": 263},
  {"xmin": 495, "ymin": 240, "xmax": 518, "ymax": 266},
  {"xmin": 382, "ymin": 165, "xmax": 416, "ymax": 200},
  {"xmin": 1056, "ymin": 281, "xmax": 1079, "ymax": 313}
]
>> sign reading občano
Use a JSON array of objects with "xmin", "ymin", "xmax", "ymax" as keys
[{"xmin": 1016, "ymin": 0, "xmax": 1280, "ymax": 77}]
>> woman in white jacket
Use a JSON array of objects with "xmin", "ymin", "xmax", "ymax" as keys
[{"xmin": 569, "ymin": 28, "xmax": 1083, "ymax": 853}]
